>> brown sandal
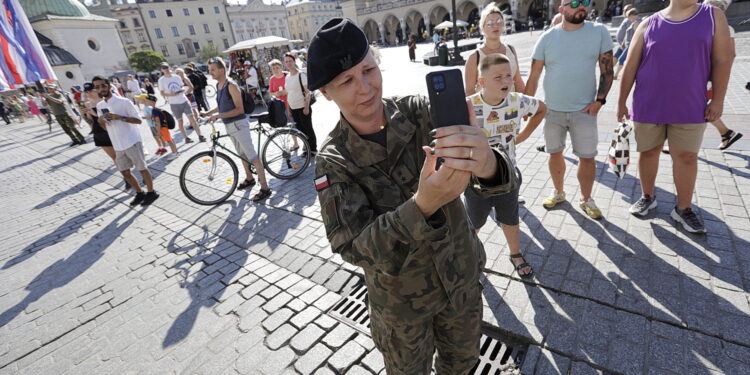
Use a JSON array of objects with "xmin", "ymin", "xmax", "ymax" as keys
[{"xmin": 510, "ymin": 253, "xmax": 534, "ymax": 279}]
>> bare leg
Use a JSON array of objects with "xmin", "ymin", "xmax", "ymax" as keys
[
  {"xmin": 186, "ymin": 114, "xmax": 202, "ymax": 137},
  {"xmin": 549, "ymin": 151, "xmax": 566, "ymax": 194},
  {"xmin": 578, "ymin": 157, "xmax": 596, "ymax": 201},
  {"xmin": 240, "ymin": 155, "xmax": 253, "ymax": 182},
  {"xmin": 100, "ymin": 146, "xmax": 116, "ymax": 162},
  {"xmin": 121, "ymin": 169, "xmax": 142, "ymax": 192},
  {"xmin": 502, "ymin": 224, "xmax": 532, "ymax": 276},
  {"xmin": 139, "ymin": 169, "xmax": 155, "ymax": 192},
  {"xmin": 709, "ymin": 118, "xmax": 730, "ymax": 135},
  {"xmin": 177, "ymin": 118, "xmax": 189, "ymax": 139},
  {"xmin": 251, "ymin": 157, "xmax": 269, "ymax": 190},
  {"xmin": 167, "ymin": 141, "xmax": 178, "ymax": 153},
  {"xmin": 669, "ymin": 146, "xmax": 698, "ymax": 210},
  {"xmin": 638, "ymin": 146, "xmax": 662, "ymax": 197}
]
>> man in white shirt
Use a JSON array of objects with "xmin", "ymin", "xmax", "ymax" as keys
[
  {"xmin": 157, "ymin": 62, "xmax": 204, "ymax": 143},
  {"xmin": 243, "ymin": 61, "xmax": 259, "ymax": 89},
  {"xmin": 92, "ymin": 75, "xmax": 160, "ymax": 207},
  {"xmin": 125, "ymin": 75, "xmax": 141, "ymax": 103}
]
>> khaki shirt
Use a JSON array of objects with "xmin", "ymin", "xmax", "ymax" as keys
[{"xmin": 315, "ymin": 95, "xmax": 511, "ymax": 323}]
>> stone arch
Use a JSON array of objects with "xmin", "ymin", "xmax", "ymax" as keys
[
  {"xmin": 458, "ymin": 0, "xmax": 481, "ymax": 25},
  {"xmin": 404, "ymin": 9, "xmax": 426, "ymax": 40},
  {"xmin": 383, "ymin": 13, "xmax": 400, "ymax": 45},
  {"xmin": 362, "ymin": 18, "xmax": 380, "ymax": 44},
  {"xmin": 428, "ymin": 4, "xmax": 450, "ymax": 32}
]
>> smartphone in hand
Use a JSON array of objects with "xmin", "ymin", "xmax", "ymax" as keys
[{"xmin": 425, "ymin": 69, "xmax": 469, "ymax": 169}]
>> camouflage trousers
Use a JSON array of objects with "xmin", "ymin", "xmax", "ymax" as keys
[
  {"xmin": 55, "ymin": 114, "xmax": 84, "ymax": 143},
  {"xmin": 370, "ymin": 285, "xmax": 482, "ymax": 375}
]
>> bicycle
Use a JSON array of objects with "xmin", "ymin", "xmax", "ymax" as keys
[
  {"xmin": 204, "ymin": 85, "xmax": 216, "ymax": 99},
  {"xmin": 179, "ymin": 106, "xmax": 311, "ymax": 205}
]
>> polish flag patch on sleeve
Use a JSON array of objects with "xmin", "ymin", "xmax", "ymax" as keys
[{"xmin": 315, "ymin": 175, "xmax": 330, "ymax": 191}]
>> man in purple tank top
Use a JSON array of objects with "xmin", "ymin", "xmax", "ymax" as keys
[{"xmin": 617, "ymin": 0, "xmax": 733, "ymax": 233}]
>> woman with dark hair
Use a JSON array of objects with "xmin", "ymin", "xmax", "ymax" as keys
[
  {"xmin": 283, "ymin": 52, "xmax": 317, "ymax": 156},
  {"xmin": 143, "ymin": 78, "xmax": 155, "ymax": 95}
]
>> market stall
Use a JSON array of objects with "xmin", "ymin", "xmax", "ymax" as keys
[{"xmin": 224, "ymin": 36, "xmax": 293, "ymax": 88}]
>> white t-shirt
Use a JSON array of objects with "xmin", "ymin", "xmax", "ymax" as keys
[
  {"xmin": 96, "ymin": 95, "xmax": 143, "ymax": 151},
  {"xmin": 158, "ymin": 74, "xmax": 188, "ymax": 105},
  {"xmin": 285, "ymin": 71, "xmax": 308, "ymax": 110},
  {"xmin": 126, "ymin": 79, "xmax": 141, "ymax": 95},
  {"xmin": 470, "ymin": 92, "xmax": 541, "ymax": 167},
  {"xmin": 245, "ymin": 66, "xmax": 259, "ymax": 88}
]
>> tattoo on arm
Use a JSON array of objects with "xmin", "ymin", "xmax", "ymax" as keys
[{"xmin": 597, "ymin": 51, "xmax": 614, "ymax": 98}]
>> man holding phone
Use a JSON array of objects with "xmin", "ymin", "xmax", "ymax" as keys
[
  {"xmin": 310, "ymin": 18, "xmax": 514, "ymax": 374},
  {"xmin": 93, "ymin": 76, "xmax": 159, "ymax": 207}
]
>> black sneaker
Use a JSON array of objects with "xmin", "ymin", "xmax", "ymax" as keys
[
  {"xmin": 70, "ymin": 141, "xmax": 78, "ymax": 147},
  {"xmin": 130, "ymin": 192, "xmax": 145, "ymax": 206},
  {"xmin": 141, "ymin": 191, "xmax": 160, "ymax": 206},
  {"xmin": 536, "ymin": 145, "xmax": 545, "ymax": 152},
  {"xmin": 185, "ymin": 137, "xmax": 194, "ymax": 144},
  {"xmin": 198, "ymin": 135, "xmax": 206, "ymax": 142},
  {"xmin": 629, "ymin": 195, "xmax": 657, "ymax": 216},
  {"xmin": 671, "ymin": 206, "xmax": 706, "ymax": 234}
]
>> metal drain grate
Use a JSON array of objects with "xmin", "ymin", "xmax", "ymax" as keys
[
  {"xmin": 329, "ymin": 284, "xmax": 528, "ymax": 374},
  {"xmin": 329, "ymin": 283, "xmax": 370, "ymax": 334},
  {"xmin": 469, "ymin": 332, "xmax": 527, "ymax": 374}
]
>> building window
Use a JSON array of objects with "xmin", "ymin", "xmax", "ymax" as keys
[
  {"xmin": 122, "ymin": 31, "xmax": 133, "ymax": 44},
  {"xmin": 166, "ymin": 9, "xmax": 173, "ymax": 17},
  {"xmin": 203, "ymin": 24, "xmax": 210, "ymax": 33},
  {"xmin": 137, "ymin": 31, "xmax": 146, "ymax": 42},
  {"xmin": 207, "ymin": 39, "xmax": 214, "ymax": 45},
  {"xmin": 223, "ymin": 38, "xmax": 229, "ymax": 49},
  {"xmin": 160, "ymin": 45, "xmax": 169, "ymax": 57},
  {"xmin": 238, "ymin": 32, "xmax": 245, "ymax": 40},
  {"xmin": 193, "ymin": 41, "xmax": 201, "ymax": 51},
  {"xmin": 88, "ymin": 38, "xmax": 100, "ymax": 51},
  {"xmin": 133, "ymin": 18, "xmax": 140, "ymax": 27},
  {"xmin": 198, "ymin": 7, "xmax": 204, "ymax": 14},
  {"xmin": 188, "ymin": 25, "xmax": 195, "ymax": 35},
  {"xmin": 214, "ymin": 6, "xmax": 220, "ymax": 14},
  {"xmin": 171, "ymin": 26, "xmax": 179, "ymax": 37},
  {"xmin": 148, "ymin": 10, "xmax": 156, "ymax": 18},
  {"xmin": 177, "ymin": 43, "xmax": 185, "ymax": 55},
  {"xmin": 155, "ymin": 28, "xmax": 163, "ymax": 39},
  {"xmin": 183, "ymin": 8, "xmax": 189, "ymax": 16},
  {"xmin": 219, "ymin": 22, "xmax": 225, "ymax": 32},
  {"xmin": 119, "ymin": 20, "xmax": 126, "ymax": 28}
]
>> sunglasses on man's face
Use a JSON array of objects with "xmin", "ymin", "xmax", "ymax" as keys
[
  {"xmin": 563, "ymin": 0, "xmax": 591, "ymax": 8},
  {"xmin": 93, "ymin": 84, "xmax": 108, "ymax": 89}
]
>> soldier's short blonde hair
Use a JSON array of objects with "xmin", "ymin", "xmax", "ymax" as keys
[{"xmin": 478, "ymin": 3, "xmax": 504, "ymax": 35}]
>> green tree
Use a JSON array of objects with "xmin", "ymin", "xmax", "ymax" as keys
[
  {"xmin": 198, "ymin": 43, "xmax": 222, "ymax": 63},
  {"xmin": 128, "ymin": 50, "xmax": 166, "ymax": 72}
]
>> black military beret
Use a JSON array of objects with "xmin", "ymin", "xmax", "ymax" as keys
[{"xmin": 307, "ymin": 18, "xmax": 369, "ymax": 91}]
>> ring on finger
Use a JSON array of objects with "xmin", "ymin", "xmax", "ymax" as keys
[{"xmin": 469, "ymin": 147, "xmax": 474, "ymax": 160}]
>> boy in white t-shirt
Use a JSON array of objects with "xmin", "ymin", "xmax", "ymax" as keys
[{"xmin": 465, "ymin": 53, "xmax": 547, "ymax": 279}]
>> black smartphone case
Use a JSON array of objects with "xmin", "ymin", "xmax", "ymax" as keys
[{"xmin": 425, "ymin": 69, "xmax": 469, "ymax": 128}]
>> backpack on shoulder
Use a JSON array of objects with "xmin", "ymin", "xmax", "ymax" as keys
[{"xmin": 154, "ymin": 108, "xmax": 176, "ymax": 129}]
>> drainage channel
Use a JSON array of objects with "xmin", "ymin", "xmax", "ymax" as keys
[{"xmin": 329, "ymin": 283, "xmax": 528, "ymax": 374}]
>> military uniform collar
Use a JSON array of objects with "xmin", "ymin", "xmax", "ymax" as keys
[{"xmin": 337, "ymin": 97, "xmax": 417, "ymax": 170}]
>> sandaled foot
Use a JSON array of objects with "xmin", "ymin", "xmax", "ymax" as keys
[
  {"xmin": 252, "ymin": 188, "xmax": 272, "ymax": 202},
  {"xmin": 510, "ymin": 253, "xmax": 534, "ymax": 279},
  {"xmin": 719, "ymin": 130, "xmax": 743, "ymax": 150},
  {"xmin": 237, "ymin": 179, "xmax": 256, "ymax": 190}
]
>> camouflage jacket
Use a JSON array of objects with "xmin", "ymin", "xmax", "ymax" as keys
[{"xmin": 315, "ymin": 95, "xmax": 511, "ymax": 322}]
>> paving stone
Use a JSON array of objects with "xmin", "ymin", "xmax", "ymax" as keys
[
  {"xmin": 290, "ymin": 306, "xmax": 322, "ymax": 329},
  {"xmin": 294, "ymin": 342, "xmax": 333, "ymax": 374},
  {"xmin": 327, "ymin": 340, "xmax": 366, "ymax": 373},
  {"xmin": 322, "ymin": 323, "xmax": 357, "ymax": 349},
  {"xmin": 361, "ymin": 349, "xmax": 385, "ymax": 374},
  {"xmin": 263, "ymin": 292, "xmax": 293, "ymax": 313},
  {"xmin": 290, "ymin": 323, "xmax": 326, "ymax": 352},
  {"xmin": 267, "ymin": 323, "xmax": 298, "ymax": 350},
  {"xmin": 263, "ymin": 308, "xmax": 294, "ymax": 332}
]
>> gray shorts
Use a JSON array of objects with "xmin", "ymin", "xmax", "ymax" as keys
[
  {"xmin": 544, "ymin": 110, "xmax": 598, "ymax": 158},
  {"xmin": 225, "ymin": 118, "xmax": 258, "ymax": 162},
  {"xmin": 170, "ymin": 101, "xmax": 193, "ymax": 120},
  {"xmin": 115, "ymin": 142, "xmax": 148, "ymax": 171},
  {"xmin": 463, "ymin": 168, "xmax": 522, "ymax": 227}
]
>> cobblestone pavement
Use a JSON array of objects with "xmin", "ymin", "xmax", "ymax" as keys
[{"xmin": 1, "ymin": 30, "xmax": 749, "ymax": 374}]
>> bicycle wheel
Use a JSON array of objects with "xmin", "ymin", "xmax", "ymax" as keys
[
  {"xmin": 261, "ymin": 128, "xmax": 311, "ymax": 179},
  {"xmin": 180, "ymin": 151, "xmax": 238, "ymax": 205},
  {"xmin": 205, "ymin": 85, "xmax": 216, "ymax": 98}
]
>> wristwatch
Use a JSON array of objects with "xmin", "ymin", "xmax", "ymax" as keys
[{"xmin": 596, "ymin": 98, "xmax": 607, "ymax": 105}]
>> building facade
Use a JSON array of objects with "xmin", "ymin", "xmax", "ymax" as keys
[
  {"xmin": 136, "ymin": 0, "xmax": 236, "ymax": 65},
  {"xmin": 110, "ymin": 2, "xmax": 154, "ymax": 57},
  {"xmin": 22, "ymin": 0, "xmax": 129, "ymax": 89},
  {"xmin": 341, "ymin": 0, "xmax": 607, "ymax": 45},
  {"xmin": 227, "ymin": 0, "xmax": 290, "ymax": 42},
  {"xmin": 286, "ymin": 0, "xmax": 343, "ymax": 43}
]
